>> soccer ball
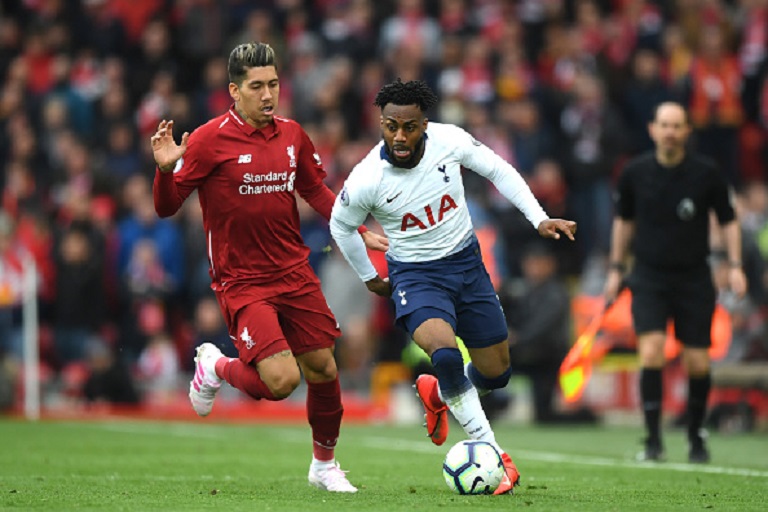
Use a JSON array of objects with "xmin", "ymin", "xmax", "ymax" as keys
[{"xmin": 442, "ymin": 440, "xmax": 505, "ymax": 495}]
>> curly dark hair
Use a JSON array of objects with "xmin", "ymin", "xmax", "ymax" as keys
[{"xmin": 373, "ymin": 79, "xmax": 438, "ymax": 112}]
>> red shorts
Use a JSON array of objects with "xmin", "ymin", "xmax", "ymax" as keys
[{"xmin": 215, "ymin": 263, "xmax": 340, "ymax": 365}]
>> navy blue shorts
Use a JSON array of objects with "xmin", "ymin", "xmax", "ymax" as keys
[{"xmin": 387, "ymin": 239, "xmax": 508, "ymax": 348}]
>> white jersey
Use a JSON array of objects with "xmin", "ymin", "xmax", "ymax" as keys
[{"xmin": 330, "ymin": 122, "xmax": 549, "ymax": 281}]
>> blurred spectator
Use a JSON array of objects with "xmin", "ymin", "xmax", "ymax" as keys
[
  {"xmin": 77, "ymin": 0, "xmax": 128, "ymax": 58},
  {"xmin": 0, "ymin": 355, "xmax": 13, "ymax": 411},
  {"xmin": 500, "ymin": 98, "xmax": 554, "ymax": 177},
  {"xmin": 119, "ymin": 237, "xmax": 172, "ymax": 360},
  {"xmin": 684, "ymin": 26, "xmax": 744, "ymax": 185},
  {"xmin": 623, "ymin": 49, "xmax": 675, "ymax": 154},
  {"xmin": 52, "ymin": 222, "xmax": 106, "ymax": 367},
  {"xmin": 435, "ymin": 35, "xmax": 465, "ymax": 126},
  {"xmin": 0, "ymin": 211, "xmax": 26, "ymax": 361},
  {"xmin": 127, "ymin": 18, "xmax": 176, "ymax": 105},
  {"xmin": 191, "ymin": 295, "xmax": 236, "ymax": 365},
  {"xmin": 103, "ymin": 121, "xmax": 142, "ymax": 185},
  {"xmin": 82, "ymin": 336, "xmax": 141, "ymax": 405},
  {"xmin": 736, "ymin": 0, "xmax": 768, "ymax": 123},
  {"xmin": 177, "ymin": 192, "xmax": 211, "ymax": 309},
  {"xmin": 320, "ymin": 249, "xmax": 376, "ymax": 392},
  {"xmin": 660, "ymin": 24, "xmax": 694, "ymax": 90},
  {"xmin": 135, "ymin": 69, "xmax": 175, "ymax": 141},
  {"xmin": 116, "ymin": 177, "xmax": 184, "ymax": 292},
  {"xmin": 503, "ymin": 242, "xmax": 598, "ymax": 424},
  {"xmin": 320, "ymin": 0, "xmax": 378, "ymax": 64},
  {"xmin": 137, "ymin": 331, "xmax": 180, "ymax": 403},
  {"xmin": 3, "ymin": 160, "xmax": 42, "ymax": 219},
  {"xmin": 379, "ymin": 0, "xmax": 442, "ymax": 66},
  {"xmin": 192, "ymin": 56, "xmax": 231, "ymax": 126},
  {"xmin": 557, "ymin": 71, "xmax": 625, "ymax": 265},
  {"xmin": 298, "ymin": 196, "xmax": 333, "ymax": 275},
  {"xmin": 115, "ymin": 176, "xmax": 183, "ymax": 360}
]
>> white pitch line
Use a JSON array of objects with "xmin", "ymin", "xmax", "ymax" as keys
[
  {"xmin": 354, "ymin": 436, "xmax": 768, "ymax": 479},
  {"xmin": 511, "ymin": 449, "xmax": 768, "ymax": 478},
  {"xmin": 83, "ymin": 424, "xmax": 768, "ymax": 479}
]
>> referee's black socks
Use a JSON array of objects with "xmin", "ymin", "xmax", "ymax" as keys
[
  {"xmin": 640, "ymin": 368, "xmax": 663, "ymax": 442},
  {"xmin": 687, "ymin": 373, "xmax": 711, "ymax": 440}
]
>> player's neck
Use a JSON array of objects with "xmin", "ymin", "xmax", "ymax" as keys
[
  {"xmin": 235, "ymin": 104, "xmax": 270, "ymax": 129},
  {"xmin": 655, "ymin": 148, "xmax": 685, "ymax": 168}
]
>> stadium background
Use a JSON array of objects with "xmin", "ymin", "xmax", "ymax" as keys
[{"xmin": 0, "ymin": 0, "xmax": 766, "ymax": 428}]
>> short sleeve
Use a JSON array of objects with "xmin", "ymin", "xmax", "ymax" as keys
[
  {"xmin": 614, "ymin": 164, "xmax": 635, "ymax": 220},
  {"xmin": 710, "ymin": 166, "xmax": 736, "ymax": 224}
]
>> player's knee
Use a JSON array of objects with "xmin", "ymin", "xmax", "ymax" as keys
[
  {"xmin": 685, "ymin": 356, "xmax": 710, "ymax": 377},
  {"xmin": 638, "ymin": 335, "xmax": 666, "ymax": 367},
  {"xmin": 298, "ymin": 350, "xmax": 339, "ymax": 381},
  {"xmin": 470, "ymin": 363, "xmax": 512, "ymax": 390},
  {"xmin": 262, "ymin": 365, "xmax": 301, "ymax": 400},
  {"xmin": 265, "ymin": 369, "xmax": 301, "ymax": 399},
  {"xmin": 495, "ymin": 349, "xmax": 510, "ymax": 369}
]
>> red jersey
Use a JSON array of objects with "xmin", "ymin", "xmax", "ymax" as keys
[{"xmin": 153, "ymin": 108, "xmax": 337, "ymax": 289}]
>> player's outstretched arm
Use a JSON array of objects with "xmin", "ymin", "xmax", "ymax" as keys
[
  {"xmin": 151, "ymin": 119, "xmax": 189, "ymax": 172},
  {"xmin": 538, "ymin": 219, "xmax": 577, "ymax": 241}
]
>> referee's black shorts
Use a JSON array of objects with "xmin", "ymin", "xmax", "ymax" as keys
[{"xmin": 628, "ymin": 262, "xmax": 715, "ymax": 348}]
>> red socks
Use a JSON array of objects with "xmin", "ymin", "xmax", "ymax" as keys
[
  {"xmin": 216, "ymin": 358, "xmax": 276, "ymax": 401},
  {"xmin": 307, "ymin": 378, "xmax": 343, "ymax": 461},
  {"xmin": 215, "ymin": 359, "xmax": 343, "ymax": 461}
]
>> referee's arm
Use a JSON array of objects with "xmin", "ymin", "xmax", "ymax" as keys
[
  {"xmin": 719, "ymin": 219, "xmax": 748, "ymax": 298},
  {"xmin": 604, "ymin": 217, "xmax": 635, "ymax": 302}
]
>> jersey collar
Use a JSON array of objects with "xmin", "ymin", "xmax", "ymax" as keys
[{"xmin": 228, "ymin": 104, "xmax": 281, "ymax": 140}]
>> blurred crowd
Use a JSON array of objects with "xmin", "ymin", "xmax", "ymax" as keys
[{"xmin": 1, "ymin": 0, "xmax": 768, "ymax": 407}]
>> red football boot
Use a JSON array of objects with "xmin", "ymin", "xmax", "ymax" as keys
[
  {"xmin": 493, "ymin": 452, "xmax": 521, "ymax": 495},
  {"xmin": 414, "ymin": 374, "xmax": 449, "ymax": 446}
]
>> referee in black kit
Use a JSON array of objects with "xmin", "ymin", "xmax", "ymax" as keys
[{"xmin": 603, "ymin": 102, "xmax": 747, "ymax": 463}]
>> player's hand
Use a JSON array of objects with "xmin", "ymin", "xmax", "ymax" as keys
[
  {"xmin": 151, "ymin": 120, "xmax": 189, "ymax": 173},
  {"xmin": 365, "ymin": 276, "xmax": 391, "ymax": 297},
  {"xmin": 361, "ymin": 230, "xmax": 389, "ymax": 252},
  {"xmin": 728, "ymin": 266, "xmax": 748, "ymax": 298},
  {"xmin": 538, "ymin": 219, "xmax": 577, "ymax": 241}
]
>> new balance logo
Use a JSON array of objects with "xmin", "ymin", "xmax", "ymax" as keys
[{"xmin": 238, "ymin": 154, "xmax": 252, "ymax": 164}]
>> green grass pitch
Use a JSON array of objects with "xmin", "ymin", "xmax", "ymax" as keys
[{"xmin": 1, "ymin": 419, "xmax": 766, "ymax": 511}]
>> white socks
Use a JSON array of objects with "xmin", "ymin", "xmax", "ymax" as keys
[{"xmin": 442, "ymin": 385, "xmax": 496, "ymax": 444}]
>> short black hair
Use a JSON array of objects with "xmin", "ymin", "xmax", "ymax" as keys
[
  {"xmin": 228, "ymin": 42, "xmax": 276, "ymax": 85},
  {"xmin": 652, "ymin": 101, "xmax": 689, "ymax": 125},
  {"xmin": 374, "ymin": 79, "xmax": 438, "ymax": 113}
]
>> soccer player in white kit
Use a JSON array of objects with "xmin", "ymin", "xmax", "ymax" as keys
[{"xmin": 330, "ymin": 79, "xmax": 577, "ymax": 495}]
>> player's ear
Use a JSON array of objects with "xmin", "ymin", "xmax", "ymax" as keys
[{"xmin": 229, "ymin": 82, "xmax": 240, "ymax": 102}]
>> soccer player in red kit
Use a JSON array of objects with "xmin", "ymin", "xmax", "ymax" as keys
[{"xmin": 150, "ymin": 42, "xmax": 387, "ymax": 493}]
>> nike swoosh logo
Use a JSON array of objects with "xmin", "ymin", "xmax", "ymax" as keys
[{"xmin": 386, "ymin": 192, "xmax": 402, "ymax": 203}]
